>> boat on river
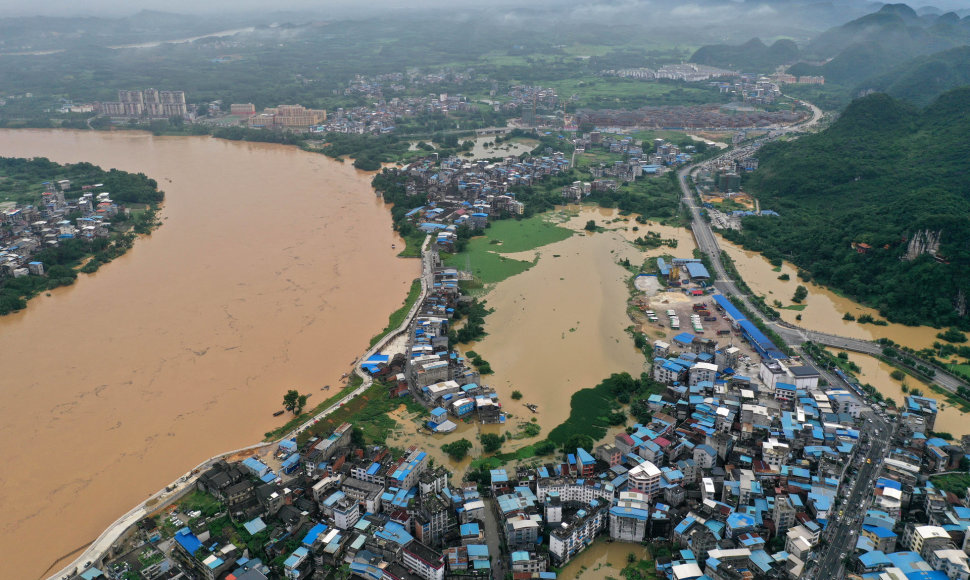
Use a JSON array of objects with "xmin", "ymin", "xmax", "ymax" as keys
[{"xmin": 272, "ymin": 410, "xmax": 285, "ymax": 417}]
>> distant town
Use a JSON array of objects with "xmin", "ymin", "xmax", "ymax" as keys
[{"xmin": 1, "ymin": 179, "xmax": 121, "ymax": 277}]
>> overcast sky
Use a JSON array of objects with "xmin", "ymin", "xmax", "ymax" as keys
[{"xmin": 2, "ymin": 0, "xmax": 968, "ymax": 19}]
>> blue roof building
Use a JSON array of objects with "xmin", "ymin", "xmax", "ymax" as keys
[{"xmin": 174, "ymin": 527, "xmax": 202, "ymax": 555}]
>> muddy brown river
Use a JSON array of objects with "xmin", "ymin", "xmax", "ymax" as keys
[{"xmin": 0, "ymin": 129, "xmax": 418, "ymax": 579}]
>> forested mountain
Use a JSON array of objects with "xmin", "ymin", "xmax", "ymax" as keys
[
  {"xmin": 689, "ymin": 38, "xmax": 800, "ymax": 70},
  {"xmin": 858, "ymin": 45, "xmax": 970, "ymax": 106},
  {"xmin": 690, "ymin": 3, "xmax": 970, "ymax": 88},
  {"xmin": 789, "ymin": 4, "xmax": 970, "ymax": 85},
  {"xmin": 724, "ymin": 88, "xmax": 970, "ymax": 328}
]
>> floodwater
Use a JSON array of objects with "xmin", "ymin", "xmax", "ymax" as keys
[
  {"xmin": 407, "ymin": 136, "xmax": 537, "ymax": 160},
  {"xmin": 560, "ymin": 539, "xmax": 651, "ymax": 580},
  {"xmin": 718, "ymin": 238, "xmax": 940, "ymax": 350},
  {"xmin": 0, "ymin": 129, "xmax": 418, "ymax": 579},
  {"xmin": 833, "ymin": 350, "xmax": 969, "ymax": 436},
  {"xmin": 470, "ymin": 207, "xmax": 648, "ymax": 434},
  {"xmin": 468, "ymin": 136, "xmax": 537, "ymax": 159}
]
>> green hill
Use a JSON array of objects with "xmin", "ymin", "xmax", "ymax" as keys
[
  {"xmin": 789, "ymin": 4, "xmax": 970, "ymax": 87},
  {"xmin": 689, "ymin": 38, "xmax": 800, "ymax": 71},
  {"xmin": 859, "ymin": 45, "xmax": 970, "ymax": 106},
  {"xmin": 724, "ymin": 88, "xmax": 970, "ymax": 328}
]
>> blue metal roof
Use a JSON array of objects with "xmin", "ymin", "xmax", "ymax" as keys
[
  {"xmin": 684, "ymin": 262, "xmax": 710, "ymax": 279},
  {"xmin": 175, "ymin": 527, "xmax": 202, "ymax": 555}
]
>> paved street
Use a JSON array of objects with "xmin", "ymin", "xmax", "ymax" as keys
[
  {"xmin": 674, "ymin": 118, "xmax": 969, "ymax": 396},
  {"xmin": 674, "ymin": 112, "xmax": 910, "ymax": 579}
]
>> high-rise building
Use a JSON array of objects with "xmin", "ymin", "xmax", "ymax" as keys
[{"xmin": 97, "ymin": 89, "xmax": 187, "ymax": 118}]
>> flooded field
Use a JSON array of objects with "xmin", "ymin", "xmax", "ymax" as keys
[
  {"xmin": 833, "ymin": 350, "xmax": 969, "ymax": 436},
  {"xmin": 0, "ymin": 129, "xmax": 418, "ymax": 579},
  {"xmin": 468, "ymin": 136, "xmax": 538, "ymax": 158},
  {"xmin": 408, "ymin": 136, "xmax": 537, "ymax": 160},
  {"xmin": 469, "ymin": 207, "xmax": 648, "ymax": 435},
  {"xmin": 560, "ymin": 540, "xmax": 652, "ymax": 580},
  {"xmin": 719, "ymin": 238, "xmax": 940, "ymax": 350}
]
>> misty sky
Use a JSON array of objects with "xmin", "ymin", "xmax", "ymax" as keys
[{"xmin": 3, "ymin": 0, "xmax": 967, "ymax": 19}]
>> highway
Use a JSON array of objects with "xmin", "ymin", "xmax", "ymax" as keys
[
  {"xmin": 674, "ymin": 105, "xmax": 937, "ymax": 578},
  {"xmin": 800, "ymin": 355, "xmax": 895, "ymax": 580},
  {"xmin": 674, "ymin": 109, "xmax": 970, "ymax": 397},
  {"xmin": 813, "ymin": 420, "xmax": 892, "ymax": 580}
]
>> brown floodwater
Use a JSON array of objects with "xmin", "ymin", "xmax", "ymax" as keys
[
  {"xmin": 833, "ymin": 349, "xmax": 969, "ymax": 436},
  {"xmin": 559, "ymin": 539, "xmax": 651, "ymax": 580},
  {"xmin": 0, "ymin": 129, "xmax": 418, "ymax": 579},
  {"xmin": 719, "ymin": 238, "xmax": 940, "ymax": 350},
  {"xmin": 470, "ymin": 207, "xmax": 648, "ymax": 435}
]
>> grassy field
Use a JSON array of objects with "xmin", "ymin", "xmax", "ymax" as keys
[
  {"xmin": 544, "ymin": 76, "xmax": 724, "ymax": 108},
  {"xmin": 930, "ymin": 473, "xmax": 970, "ymax": 498},
  {"xmin": 630, "ymin": 129, "xmax": 694, "ymax": 143},
  {"xmin": 547, "ymin": 384, "xmax": 617, "ymax": 445},
  {"xmin": 397, "ymin": 231, "xmax": 427, "ymax": 258},
  {"xmin": 443, "ymin": 244, "xmax": 535, "ymax": 286},
  {"xmin": 442, "ymin": 215, "xmax": 573, "ymax": 286},
  {"xmin": 263, "ymin": 374, "xmax": 363, "ymax": 441},
  {"xmin": 574, "ymin": 150, "xmax": 627, "ymax": 171},
  {"xmin": 369, "ymin": 278, "xmax": 422, "ymax": 348},
  {"xmin": 480, "ymin": 216, "xmax": 574, "ymax": 252},
  {"xmin": 949, "ymin": 363, "xmax": 970, "ymax": 375}
]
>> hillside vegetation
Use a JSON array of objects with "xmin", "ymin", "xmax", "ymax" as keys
[
  {"xmin": 689, "ymin": 38, "xmax": 799, "ymax": 71},
  {"xmin": 859, "ymin": 45, "xmax": 970, "ymax": 106},
  {"xmin": 724, "ymin": 88, "xmax": 970, "ymax": 328},
  {"xmin": 690, "ymin": 4, "xmax": 970, "ymax": 111},
  {"xmin": 790, "ymin": 4, "xmax": 970, "ymax": 86}
]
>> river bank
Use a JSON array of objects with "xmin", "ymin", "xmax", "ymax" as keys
[
  {"xmin": 0, "ymin": 129, "xmax": 418, "ymax": 579},
  {"xmin": 831, "ymin": 348, "xmax": 970, "ymax": 436},
  {"xmin": 719, "ymin": 238, "xmax": 940, "ymax": 350}
]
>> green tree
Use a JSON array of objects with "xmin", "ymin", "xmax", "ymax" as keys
[
  {"xmin": 938, "ymin": 329, "xmax": 968, "ymax": 343},
  {"xmin": 480, "ymin": 433, "xmax": 503, "ymax": 454},
  {"xmin": 282, "ymin": 389, "xmax": 307, "ymax": 414},
  {"xmin": 441, "ymin": 438, "xmax": 473, "ymax": 461},
  {"xmin": 584, "ymin": 220, "xmax": 597, "ymax": 232},
  {"xmin": 511, "ymin": 390, "xmax": 523, "ymax": 400},
  {"xmin": 351, "ymin": 426, "xmax": 366, "ymax": 448},
  {"xmin": 534, "ymin": 439, "xmax": 557, "ymax": 455},
  {"xmin": 282, "ymin": 389, "xmax": 299, "ymax": 412},
  {"xmin": 792, "ymin": 285, "xmax": 808, "ymax": 303},
  {"xmin": 562, "ymin": 433, "xmax": 594, "ymax": 453}
]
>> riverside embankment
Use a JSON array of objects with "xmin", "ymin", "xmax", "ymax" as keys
[{"xmin": 0, "ymin": 129, "xmax": 419, "ymax": 580}]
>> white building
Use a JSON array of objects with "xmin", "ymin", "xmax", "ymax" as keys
[
  {"xmin": 402, "ymin": 541, "xmax": 445, "ymax": 580},
  {"xmin": 689, "ymin": 362, "xmax": 719, "ymax": 386},
  {"xmin": 627, "ymin": 461, "xmax": 662, "ymax": 500},
  {"xmin": 609, "ymin": 492, "xmax": 649, "ymax": 542}
]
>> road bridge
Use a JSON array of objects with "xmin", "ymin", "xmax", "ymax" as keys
[{"xmin": 674, "ymin": 111, "xmax": 969, "ymax": 397}]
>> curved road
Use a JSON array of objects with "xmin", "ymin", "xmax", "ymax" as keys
[{"xmin": 675, "ymin": 106, "xmax": 969, "ymax": 396}]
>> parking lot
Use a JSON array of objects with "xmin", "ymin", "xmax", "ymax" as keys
[{"xmin": 639, "ymin": 288, "xmax": 762, "ymax": 368}]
